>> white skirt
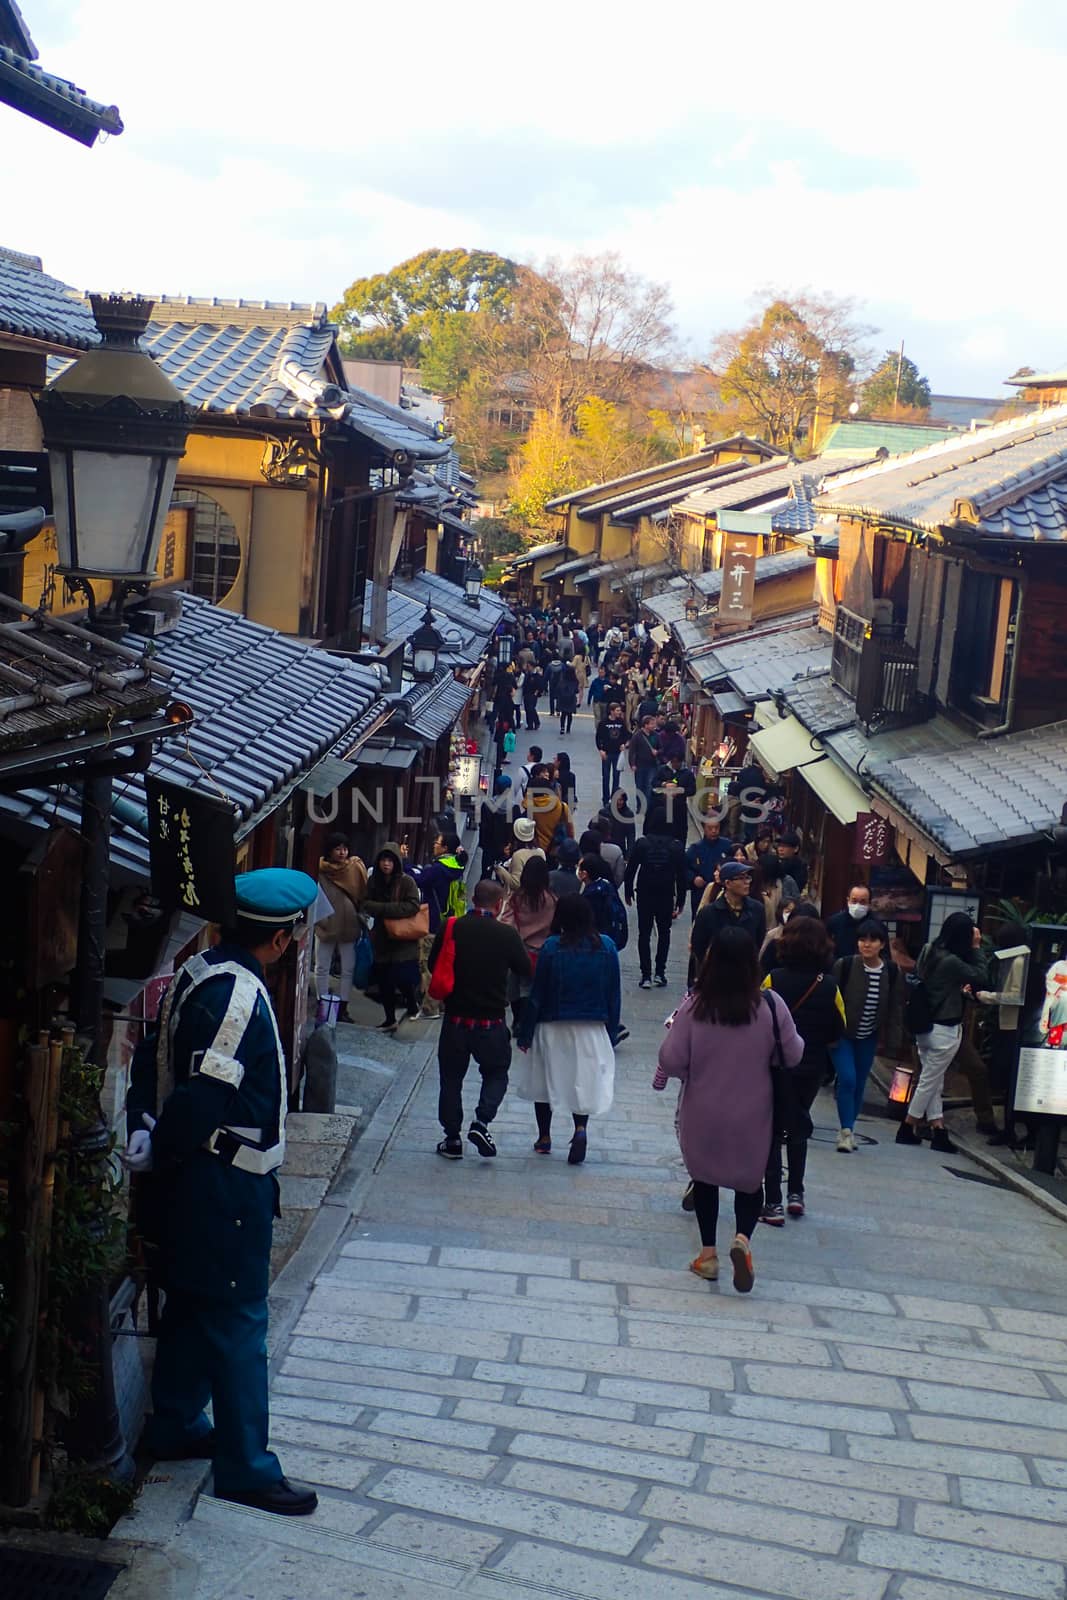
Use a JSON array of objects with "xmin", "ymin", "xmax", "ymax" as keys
[{"xmin": 514, "ymin": 1021, "xmax": 615, "ymax": 1116}]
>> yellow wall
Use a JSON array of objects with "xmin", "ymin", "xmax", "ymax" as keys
[
  {"xmin": 21, "ymin": 506, "xmax": 190, "ymax": 616},
  {"xmin": 600, "ymin": 520, "xmax": 632, "ymax": 562},
  {"xmin": 752, "ymin": 566, "xmax": 817, "ymax": 622},
  {"xmin": 178, "ymin": 431, "xmax": 263, "ymax": 485},
  {"xmin": 246, "ymin": 487, "xmax": 306, "ymax": 633}
]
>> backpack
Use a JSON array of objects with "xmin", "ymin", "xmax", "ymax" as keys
[
  {"xmin": 444, "ymin": 874, "xmax": 467, "ymax": 921},
  {"xmin": 592, "ymin": 880, "xmax": 629, "ymax": 952},
  {"xmin": 903, "ymin": 969, "xmax": 935, "ymax": 1037}
]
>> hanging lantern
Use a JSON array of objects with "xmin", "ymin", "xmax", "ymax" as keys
[{"xmin": 410, "ymin": 603, "xmax": 445, "ymax": 681}]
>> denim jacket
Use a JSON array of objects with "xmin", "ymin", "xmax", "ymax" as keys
[{"xmin": 516, "ymin": 934, "xmax": 621, "ymax": 1048}]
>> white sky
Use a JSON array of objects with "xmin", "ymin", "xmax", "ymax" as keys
[{"xmin": 5, "ymin": 0, "xmax": 1065, "ymax": 394}]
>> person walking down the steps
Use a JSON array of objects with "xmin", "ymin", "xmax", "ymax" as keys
[
  {"xmin": 362, "ymin": 843, "xmax": 423, "ymax": 1033},
  {"xmin": 430, "ymin": 878, "xmax": 530, "ymax": 1160},
  {"xmin": 499, "ymin": 853, "xmax": 558, "ymax": 1031},
  {"xmin": 125, "ymin": 869, "xmax": 321, "ymax": 1516},
  {"xmin": 654, "ymin": 926, "xmax": 803, "ymax": 1293},
  {"xmin": 897, "ymin": 911, "xmax": 988, "ymax": 1153},
  {"xmin": 832, "ymin": 917, "xmax": 902, "ymax": 1151},
  {"xmin": 761, "ymin": 916, "xmax": 845, "ymax": 1223},
  {"xmin": 624, "ymin": 805, "xmax": 686, "ymax": 988},
  {"xmin": 595, "ymin": 701, "xmax": 630, "ymax": 807},
  {"xmin": 313, "ymin": 832, "xmax": 367, "ymax": 1023},
  {"xmin": 515, "ymin": 894, "xmax": 621, "ymax": 1164},
  {"xmin": 403, "ymin": 831, "xmax": 467, "ymax": 1019}
]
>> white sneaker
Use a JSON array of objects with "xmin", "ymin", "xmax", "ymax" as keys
[{"xmin": 836, "ymin": 1128, "xmax": 853, "ymax": 1153}]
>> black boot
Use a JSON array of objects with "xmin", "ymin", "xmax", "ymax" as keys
[
  {"xmin": 895, "ymin": 1121, "xmax": 921, "ymax": 1146},
  {"xmin": 930, "ymin": 1126, "xmax": 958, "ymax": 1154}
]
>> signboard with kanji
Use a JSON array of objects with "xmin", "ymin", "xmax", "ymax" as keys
[
  {"xmin": 146, "ymin": 777, "xmax": 238, "ymax": 925},
  {"xmin": 853, "ymin": 810, "xmax": 892, "ymax": 864},
  {"xmin": 719, "ymin": 533, "xmax": 757, "ymax": 628}
]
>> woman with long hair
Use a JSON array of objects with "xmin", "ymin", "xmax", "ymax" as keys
[
  {"xmin": 499, "ymin": 853, "xmax": 558, "ymax": 1028},
  {"xmin": 554, "ymin": 751, "xmax": 577, "ymax": 809},
  {"xmin": 761, "ymin": 915, "xmax": 845, "ymax": 1223},
  {"xmin": 654, "ymin": 927, "xmax": 803, "ymax": 1292},
  {"xmin": 515, "ymin": 894, "xmax": 621, "ymax": 1164},
  {"xmin": 897, "ymin": 910, "xmax": 987, "ymax": 1152},
  {"xmin": 361, "ymin": 843, "xmax": 422, "ymax": 1033}
]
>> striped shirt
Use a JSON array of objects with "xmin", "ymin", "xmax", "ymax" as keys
[{"xmin": 856, "ymin": 961, "xmax": 885, "ymax": 1039}]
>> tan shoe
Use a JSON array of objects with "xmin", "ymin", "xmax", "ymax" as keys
[
  {"xmin": 729, "ymin": 1234, "xmax": 754, "ymax": 1294},
  {"xmin": 689, "ymin": 1253, "xmax": 719, "ymax": 1281},
  {"xmin": 836, "ymin": 1128, "xmax": 853, "ymax": 1153}
]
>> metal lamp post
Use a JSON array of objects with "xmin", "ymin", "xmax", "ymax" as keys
[
  {"xmin": 32, "ymin": 293, "xmax": 191, "ymax": 1478},
  {"xmin": 411, "ymin": 604, "xmax": 445, "ymax": 682}
]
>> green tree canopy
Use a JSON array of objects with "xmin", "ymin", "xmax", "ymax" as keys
[
  {"xmin": 860, "ymin": 350, "xmax": 932, "ymax": 417},
  {"xmin": 331, "ymin": 248, "xmax": 519, "ymax": 358}
]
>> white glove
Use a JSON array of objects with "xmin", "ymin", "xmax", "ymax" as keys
[{"xmin": 124, "ymin": 1113, "xmax": 156, "ymax": 1173}]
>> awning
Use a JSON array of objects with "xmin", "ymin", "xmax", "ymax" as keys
[
  {"xmin": 797, "ymin": 757, "xmax": 867, "ymax": 825},
  {"xmin": 747, "ymin": 714, "xmax": 823, "ymax": 781},
  {"xmin": 711, "ymin": 690, "xmax": 751, "ymax": 718},
  {"xmin": 541, "ymin": 553, "xmax": 599, "ymax": 580}
]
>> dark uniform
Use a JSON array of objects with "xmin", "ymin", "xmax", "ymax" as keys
[{"xmin": 127, "ymin": 869, "xmax": 317, "ymax": 1507}]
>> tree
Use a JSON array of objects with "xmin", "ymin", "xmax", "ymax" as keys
[
  {"xmin": 471, "ymin": 516, "xmax": 524, "ymax": 559},
  {"xmin": 507, "ymin": 397, "xmax": 673, "ymax": 529},
  {"xmin": 507, "ymin": 409, "xmax": 583, "ymax": 527},
  {"xmin": 712, "ymin": 291, "xmax": 874, "ymax": 452},
  {"xmin": 860, "ymin": 350, "xmax": 932, "ymax": 417},
  {"xmin": 331, "ymin": 248, "xmax": 519, "ymax": 360}
]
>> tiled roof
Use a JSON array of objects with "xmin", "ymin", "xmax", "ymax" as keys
[
  {"xmin": 0, "ymin": 3, "xmax": 35, "ymax": 55},
  {"xmin": 0, "ymin": 246, "xmax": 98, "ymax": 348},
  {"xmin": 616, "ymin": 560, "xmax": 678, "ymax": 591},
  {"xmin": 694, "ymin": 617, "xmax": 828, "ymax": 697},
  {"xmin": 819, "ymin": 420, "xmax": 959, "ymax": 456},
  {"xmin": 540, "ymin": 553, "xmax": 600, "ymax": 580},
  {"xmin": 674, "ymin": 456, "xmax": 873, "ymax": 521},
  {"xmin": 584, "ymin": 555, "xmax": 636, "ymax": 582},
  {"xmin": 511, "ymin": 542, "xmax": 571, "ymax": 567},
  {"xmin": 642, "ymin": 584, "xmax": 697, "ymax": 627},
  {"xmin": 49, "ymin": 298, "xmax": 451, "ymax": 462},
  {"xmin": 575, "ymin": 461, "xmax": 751, "ymax": 524},
  {"xmin": 873, "ymin": 720, "xmax": 1067, "ymax": 857},
  {"xmin": 778, "ymin": 670, "xmax": 857, "ymax": 737},
  {"xmin": 364, "ymin": 579, "xmax": 493, "ymax": 667},
  {"xmin": 0, "ymin": 41, "xmax": 123, "ymax": 146},
  {"xmin": 1006, "ymin": 369, "xmax": 1067, "ymax": 387},
  {"xmin": 692, "ymin": 547, "xmax": 815, "ymax": 598},
  {"xmin": 401, "ymin": 670, "xmax": 472, "ymax": 743},
  {"xmin": 395, "ymin": 569, "xmax": 507, "ymax": 637},
  {"xmin": 0, "ymin": 595, "xmax": 171, "ymax": 775},
  {"xmin": 816, "ymin": 407, "xmax": 1067, "ymax": 538}
]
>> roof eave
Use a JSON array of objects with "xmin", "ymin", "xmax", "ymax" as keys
[{"xmin": 0, "ymin": 52, "xmax": 123, "ymax": 146}]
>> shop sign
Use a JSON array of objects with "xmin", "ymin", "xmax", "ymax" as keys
[
  {"xmin": 451, "ymin": 753, "xmax": 481, "ymax": 796},
  {"xmin": 146, "ymin": 777, "xmax": 238, "ymax": 925},
  {"xmin": 853, "ymin": 811, "xmax": 892, "ymax": 864},
  {"xmin": 1016, "ymin": 945, "xmax": 1067, "ymax": 1116},
  {"xmin": 719, "ymin": 533, "xmax": 757, "ymax": 627}
]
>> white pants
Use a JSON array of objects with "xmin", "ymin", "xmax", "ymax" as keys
[
  {"xmin": 909, "ymin": 1022, "xmax": 961, "ymax": 1123},
  {"xmin": 314, "ymin": 936, "xmax": 356, "ymax": 1003}
]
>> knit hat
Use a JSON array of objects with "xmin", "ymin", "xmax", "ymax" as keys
[{"xmin": 513, "ymin": 817, "xmax": 537, "ymax": 843}]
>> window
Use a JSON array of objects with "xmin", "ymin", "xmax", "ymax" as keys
[
  {"xmin": 949, "ymin": 568, "xmax": 1018, "ymax": 723},
  {"xmin": 173, "ymin": 489, "xmax": 241, "ymax": 603}
]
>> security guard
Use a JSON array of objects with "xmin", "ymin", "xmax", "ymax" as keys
[{"xmin": 126, "ymin": 868, "xmax": 319, "ymax": 1516}]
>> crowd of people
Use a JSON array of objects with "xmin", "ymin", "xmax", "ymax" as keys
[{"xmin": 311, "ymin": 605, "xmax": 1002, "ymax": 1297}]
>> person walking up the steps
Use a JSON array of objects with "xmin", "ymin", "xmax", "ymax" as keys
[
  {"xmin": 595, "ymin": 701, "xmax": 630, "ymax": 807},
  {"xmin": 761, "ymin": 915, "xmax": 845, "ymax": 1223},
  {"xmin": 654, "ymin": 926, "xmax": 804, "ymax": 1293},
  {"xmin": 430, "ymin": 878, "xmax": 530, "ymax": 1159},
  {"xmin": 833, "ymin": 917, "xmax": 901, "ymax": 1151},
  {"xmin": 897, "ymin": 911, "xmax": 987, "ymax": 1153},
  {"xmin": 624, "ymin": 805, "xmax": 686, "ymax": 988},
  {"xmin": 313, "ymin": 833, "xmax": 367, "ymax": 1023}
]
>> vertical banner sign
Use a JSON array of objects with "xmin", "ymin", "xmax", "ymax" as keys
[
  {"xmin": 719, "ymin": 533, "xmax": 758, "ymax": 628},
  {"xmin": 853, "ymin": 810, "xmax": 892, "ymax": 865},
  {"xmin": 146, "ymin": 777, "xmax": 238, "ymax": 926}
]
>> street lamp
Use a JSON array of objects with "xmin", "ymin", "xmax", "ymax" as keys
[
  {"xmin": 410, "ymin": 603, "xmax": 445, "ymax": 681},
  {"xmin": 34, "ymin": 293, "xmax": 192, "ymax": 609},
  {"xmin": 464, "ymin": 560, "xmax": 483, "ymax": 607},
  {"xmin": 685, "ymin": 595, "xmax": 700, "ymax": 622},
  {"xmin": 497, "ymin": 631, "xmax": 514, "ymax": 667}
]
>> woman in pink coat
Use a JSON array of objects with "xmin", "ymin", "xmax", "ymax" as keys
[{"xmin": 655, "ymin": 926, "xmax": 803, "ymax": 1292}]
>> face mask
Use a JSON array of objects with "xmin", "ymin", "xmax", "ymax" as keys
[
  {"xmin": 781, "ymin": 911, "xmax": 791, "ymax": 923},
  {"xmin": 848, "ymin": 902, "xmax": 869, "ymax": 920}
]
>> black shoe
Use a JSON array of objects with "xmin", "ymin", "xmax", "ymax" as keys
[
  {"xmin": 152, "ymin": 1428, "xmax": 215, "ymax": 1461},
  {"xmin": 681, "ymin": 1180, "xmax": 696, "ymax": 1212},
  {"xmin": 930, "ymin": 1127, "xmax": 958, "ymax": 1154},
  {"xmin": 654, "ymin": 974, "xmax": 668, "ymax": 988},
  {"xmin": 638, "ymin": 977, "xmax": 652, "ymax": 990},
  {"xmin": 895, "ymin": 1122, "xmax": 921, "ymax": 1146},
  {"xmin": 468, "ymin": 1121, "xmax": 497, "ymax": 1157},
  {"xmin": 436, "ymin": 1137, "xmax": 463, "ymax": 1159},
  {"xmin": 568, "ymin": 1129, "xmax": 588, "ymax": 1165},
  {"xmin": 975, "ymin": 1120, "xmax": 998, "ymax": 1136},
  {"xmin": 377, "ymin": 1018, "xmax": 398, "ymax": 1033},
  {"xmin": 614, "ymin": 1027, "xmax": 630, "ymax": 1045},
  {"xmin": 217, "ymin": 1477, "xmax": 318, "ymax": 1517}
]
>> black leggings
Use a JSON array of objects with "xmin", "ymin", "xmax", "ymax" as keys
[
  {"xmin": 560, "ymin": 710, "xmax": 574, "ymax": 734},
  {"xmin": 691, "ymin": 1181, "xmax": 761, "ymax": 1247},
  {"xmin": 379, "ymin": 968, "xmax": 416, "ymax": 1025},
  {"xmin": 535, "ymin": 1103, "xmax": 588, "ymax": 1141}
]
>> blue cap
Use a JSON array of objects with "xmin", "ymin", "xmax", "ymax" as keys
[
  {"xmin": 720, "ymin": 861, "xmax": 753, "ymax": 882},
  {"xmin": 235, "ymin": 868, "xmax": 319, "ymax": 925}
]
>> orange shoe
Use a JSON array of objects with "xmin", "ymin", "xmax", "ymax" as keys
[
  {"xmin": 688, "ymin": 1253, "xmax": 718, "ymax": 1281},
  {"xmin": 729, "ymin": 1234, "xmax": 754, "ymax": 1294}
]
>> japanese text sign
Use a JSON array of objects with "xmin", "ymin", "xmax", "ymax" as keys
[
  {"xmin": 719, "ymin": 533, "xmax": 757, "ymax": 628},
  {"xmin": 146, "ymin": 777, "xmax": 238, "ymax": 925},
  {"xmin": 853, "ymin": 810, "xmax": 892, "ymax": 864}
]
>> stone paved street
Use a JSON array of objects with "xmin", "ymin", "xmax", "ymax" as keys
[{"xmin": 172, "ymin": 705, "xmax": 1067, "ymax": 1599}]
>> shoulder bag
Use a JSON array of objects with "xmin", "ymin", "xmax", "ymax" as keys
[
  {"xmin": 385, "ymin": 901, "xmax": 430, "ymax": 941},
  {"xmin": 427, "ymin": 916, "xmax": 457, "ymax": 1001}
]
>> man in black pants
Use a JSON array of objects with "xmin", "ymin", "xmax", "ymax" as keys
[
  {"xmin": 623, "ymin": 807, "xmax": 687, "ymax": 988},
  {"xmin": 429, "ymin": 879, "xmax": 530, "ymax": 1159},
  {"xmin": 595, "ymin": 701, "xmax": 630, "ymax": 807}
]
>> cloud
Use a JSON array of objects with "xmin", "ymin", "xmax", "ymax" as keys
[{"xmin": 4, "ymin": 0, "xmax": 1065, "ymax": 392}]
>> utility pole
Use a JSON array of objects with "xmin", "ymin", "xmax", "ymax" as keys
[{"xmin": 893, "ymin": 339, "xmax": 905, "ymax": 416}]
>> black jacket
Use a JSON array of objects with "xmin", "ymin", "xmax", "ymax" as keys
[
  {"xmin": 691, "ymin": 894, "xmax": 767, "ymax": 971},
  {"xmin": 624, "ymin": 832, "xmax": 686, "ymax": 908},
  {"xmin": 826, "ymin": 907, "xmax": 862, "ymax": 960},
  {"xmin": 595, "ymin": 716, "xmax": 629, "ymax": 758},
  {"xmin": 765, "ymin": 966, "xmax": 845, "ymax": 1071},
  {"xmin": 430, "ymin": 910, "xmax": 530, "ymax": 1019}
]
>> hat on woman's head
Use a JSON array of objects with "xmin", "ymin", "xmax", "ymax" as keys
[{"xmin": 513, "ymin": 817, "xmax": 537, "ymax": 843}]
